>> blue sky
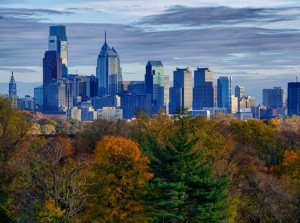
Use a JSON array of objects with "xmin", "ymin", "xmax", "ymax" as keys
[{"xmin": 0, "ymin": 0, "xmax": 300, "ymax": 102}]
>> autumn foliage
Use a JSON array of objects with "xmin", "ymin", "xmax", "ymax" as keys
[{"xmin": 2, "ymin": 95, "xmax": 300, "ymax": 222}]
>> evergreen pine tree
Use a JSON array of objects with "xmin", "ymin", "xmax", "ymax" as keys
[{"xmin": 145, "ymin": 118, "xmax": 229, "ymax": 223}]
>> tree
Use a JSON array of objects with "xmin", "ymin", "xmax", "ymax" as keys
[
  {"xmin": 0, "ymin": 95, "xmax": 32, "ymax": 222},
  {"xmin": 145, "ymin": 121, "xmax": 229, "ymax": 223},
  {"xmin": 74, "ymin": 119, "xmax": 130, "ymax": 154},
  {"xmin": 14, "ymin": 136, "xmax": 89, "ymax": 223},
  {"xmin": 85, "ymin": 136, "xmax": 152, "ymax": 223}
]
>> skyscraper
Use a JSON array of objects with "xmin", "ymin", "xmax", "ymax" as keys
[
  {"xmin": 9, "ymin": 71, "xmax": 17, "ymax": 107},
  {"xmin": 145, "ymin": 61, "xmax": 168, "ymax": 114},
  {"xmin": 288, "ymin": 82, "xmax": 300, "ymax": 116},
  {"xmin": 235, "ymin": 85, "xmax": 245, "ymax": 99},
  {"xmin": 193, "ymin": 68, "xmax": 214, "ymax": 110},
  {"xmin": 263, "ymin": 87, "xmax": 286, "ymax": 109},
  {"xmin": 169, "ymin": 67, "xmax": 192, "ymax": 114},
  {"xmin": 96, "ymin": 32, "xmax": 122, "ymax": 97},
  {"xmin": 43, "ymin": 51, "xmax": 62, "ymax": 86},
  {"xmin": 48, "ymin": 25, "xmax": 68, "ymax": 77},
  {"xmin": 217, "ymin": 76, "xmax": 232, "ymax": 113},
  {"xmin": 43, "ymin": 26, "xmax": 73, "ymax": 113}
]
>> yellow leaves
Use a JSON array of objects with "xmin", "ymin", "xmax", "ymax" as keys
[
  {"xmin": 281, "ymin": 150, "xmax": 300, "ymax": 180},
  {"xmin": 37, "ymin": 199, "xmax": 65, "ymax": 223},
  {"xmin": 87, "ymin": 136, "xmax": 153, "ymax": 222}
]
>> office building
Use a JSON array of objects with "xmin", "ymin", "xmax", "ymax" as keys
[
  {"xmin": 263, "ymin": 87, "xmax": 286, "ymax": 109},
  {"xmin": 231, "ymin": 96, "xmax": 238, "ymax": 114},
  {"xmin": 96, "ymin": 32, "xmax": 122, "ymax": 97},
  {"xmin": 9, "ymin": 71, "xmax": 17, "ymax": 107},
  {"xmin": 217, "ymin": 76, "xmax": 232, "ymax": 113},
  {"xmin": 145, "ymin": 61, "xmax": 168, "ymax": 114},
  {"xmin": 121, "ymin": 93, "xmax": 151, "ymax": 119},
  {"xmin": 34, "ymin": 86, "xmax": 43, "ymax": 111},
  {"xmin": 193, "ymin": 68, "xmax": 214, "ymax": 110},
  {"xmin": 169, "ymin": 67, "xmax": 192, "ymax": 114},
  {"xmin": 43, "ymin": 51, "xmax": 62, "ymax": 86},
  {"xmin": 97, "ymin": 107, "xmax": 123, "ymax": 120},
  {"xmin": 235, "ymin": 85, "xmax": 245, "ymax": 99},
  {"xmin": 48, "ymin": 25, "xmax": 68, "ymax": 77},
  {"xmin": 288, "ymin": 82, "xmax": 300, "ymax": 116},
  {"xmin": 238, "ymin": 96, "xmax": 256, "ymax": 111},
  {"xmin": 18, "ymin": 95, "xmax": 36, "ymax": 112}
]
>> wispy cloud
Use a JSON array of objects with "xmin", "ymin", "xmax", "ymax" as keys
[{"xmin": 140, "ymin": 6, "xmax": 300, "ymax": 28}]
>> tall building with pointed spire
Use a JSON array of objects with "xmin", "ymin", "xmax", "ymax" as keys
[
  {"xmin": 9, "ymin": 71, "xmax": 17, "ymax": 107},
  {"xmin": 96, "ymin": 32, "xmax": 122, "ymax": 97}
]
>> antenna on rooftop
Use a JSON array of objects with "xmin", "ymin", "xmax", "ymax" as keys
[{"xmin": 297, "ymin": 77, "xmax": 298, "ymax": 82}]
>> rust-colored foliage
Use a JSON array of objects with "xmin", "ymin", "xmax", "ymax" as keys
[{"xmin": 86, "ymin": 136, "xmax": 152, "ymax": 223}]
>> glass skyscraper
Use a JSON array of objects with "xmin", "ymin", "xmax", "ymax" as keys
[
  {"xmin": 193, "ymin": 68, "xmax": 214, "ymax": 110},
  {"xmin": 169, "ymin": 67, "xmax": 192, "ymax": 114},
  {"xmin": 288, "ymin": 82, "xmax": 300, "ymax": 116},
  {"xmin": 96, "ymin": 32, "xmax": 122, "ymax": 97},
  {"xmin": 48, "ymin": 25, "xmax": 68, "ymax": 77},
  {"xmin": 145, "ymin": 61, "xmax": 168, "ymax": 114},
  {"xmin": 217, "ymin": 76, "xmax": 232, "ymax": 113}
]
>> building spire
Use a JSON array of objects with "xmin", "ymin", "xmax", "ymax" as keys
[
  {"xmin": 12, "ymin": 70, "xmax": 13, "ymax": 77},
  {"xmin": 105, "ymin": 30, "xmax": 107, "ymax": 44}
]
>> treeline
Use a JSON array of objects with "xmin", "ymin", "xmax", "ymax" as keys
[{"xmin": 0, "ymin": 96, "xmax": 300, "ymax": 222}]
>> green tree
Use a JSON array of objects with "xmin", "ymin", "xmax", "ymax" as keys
[{"xmin": 145, "ymin": 121, "xmax": 229, "ymax": 223}]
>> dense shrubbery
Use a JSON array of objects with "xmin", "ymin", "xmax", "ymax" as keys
[{"xmin": 1, "ymin": 96, "xmax": 300, "ymax": 222}]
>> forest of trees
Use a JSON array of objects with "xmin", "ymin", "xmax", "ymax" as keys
[{"xmin": 1, "ymin": 95, "xmax": 300, "ymax": 223}]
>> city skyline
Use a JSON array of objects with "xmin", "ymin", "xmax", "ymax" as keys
[{"xmin": 0, "ymin": 0, "xmax": 300, "ymax": 103}]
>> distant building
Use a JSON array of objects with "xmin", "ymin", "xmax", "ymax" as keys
[
  {"xmin": 169, "ymin": 67, "xmax": 192, "ymax": 114},
  {"xmin": 34, "ymin": 86, "xmax": 43, "ymax": 111},
  {"xmin": 231, "ymin": 96, "xmax": 238, "ymax": 114},
  {"xmin": 238, "ymin": 96, "xmax": 256, "ymax": 111},
  {"xmin": 96, "ymin": 32, "xmax": 122, "ymax": 97},
  {"xmin": 121, "ymin": 93, "xmax": 151, "ymax": 119},
  {"xmin": 217, "ymin": 76, "xmax": 232, "ymax": 113},
  {"xmin": 49, "ymin": 25, "xmax": 68, "ymax": 77},
  {"xmin": 97, "ymin": 107, "xmax": 123, "ymax": 120},
  {"xmin": 263, "ymin": 87, "xmax": 286, "ymax": 109},
  {"xmin": 189, "ymin": 110, "xmax": 210, "ymax": 119},
  {"xmin": 145, "ymin": 61, "xmax": 168, "ymax": 114},
  {"xmin": 193, "ymin": 68, "xmax": 214, "ymax": 110},
  {"xmin": 288, "ymin": 82, "xmax": 300, "ymax": 116},
  {"xmin": 235, "ymin": 108, "xmax": 253, "ymax": 121},
  {"xmin": 9, "ymin": 71, "xmax": 17, "ymax": 107},
  {"xmin": 18, "ymin": 95, "xmax": 35, "ymax": 112},
  {"xmin": 235, "ymin": 85, "xmax": 245, "ymax": 99}
]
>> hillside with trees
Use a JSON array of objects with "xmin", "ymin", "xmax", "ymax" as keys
[{"xmin": 0, "ymin": 96, "xmax": 300, "ymax": 222}]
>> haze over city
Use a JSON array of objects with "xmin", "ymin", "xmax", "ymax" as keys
[{"xmin": 1, "ymin": 0, "xmax": 300, "ymax": 102}]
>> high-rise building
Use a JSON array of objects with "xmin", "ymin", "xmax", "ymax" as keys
[
  {"xmin": 263, "ymin": 87, "xmax": 286, "ymax": 109},
  {"xmin": 43, "ymin": 51, "xmax": 62, "ymax": 86},
  {"xmin": 34, "ymin": 85, "xmax": 43, "ymax": 111},
  {"xmin": 169, "ymin": 67, "xmax": 192, "ymax": 114},
  {"xmin": 48, "ymin": 25, "xmax": 68, "ymax": 77},
  {"xmin": 235, "ymin": 85, "xmax": 245, "ymax": 99},
  {"xmin": 217, "ymin": 76, "xmax": 232, "ymax": 113},
  {"xmin": 145, "ymin": 61, "xmax": 168, "ymax": 113},
  {"xmin": 288, "ymin": 82, "xmax": 300, "ymax": 116},
  {"xmin": 9, "ymin": 71, "xmax": 17, "ymax": 107},
  {"xmin": 193, "ymin": 68, "xmax": 214, "ymax": 110},
  {"xmin": 96, "ymin": 32, "xmax": 122, "ymax": 97}
]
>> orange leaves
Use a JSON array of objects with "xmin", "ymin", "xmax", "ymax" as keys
[
  {"xmin": 281, "ymin": 150, "xmax": 300, "ymax": 180},
  {"xmin": 87, "ymin": 136, "xmax": 152, "ymax": 222}
]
